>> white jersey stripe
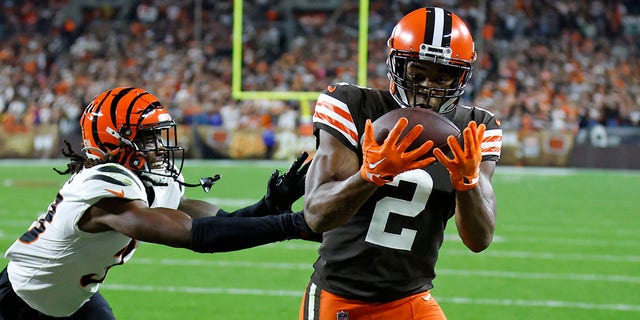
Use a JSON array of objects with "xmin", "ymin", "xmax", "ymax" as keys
[
  {"xmin": 483, "ymin": 129, "xmax": 502, "ymax": 138},
  {"xmin": 483, "ymin": 141, "xmax": 502, "ymax": 149},
  {"xmin": 313, "ymin": 93, "xmax": 358, "ymax": 147},
  {"xmin": 482, "ymin": 129, "xmax": 503, "ymax": 157},
  {"xmin": 313, "ymin": 116, "xmax": 358, "ymax": 147},
  {"xmin": 482, "ymin": 150, "xmax": 501, "ymax": 157},
  {"xmin": 314, "ymin": 93, "xmax": 353, "ymax": 124}
]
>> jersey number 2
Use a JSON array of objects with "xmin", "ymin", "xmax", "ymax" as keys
[{"xmin": 364, "ymin": 170, "xmax": 433, "ymax": 251}]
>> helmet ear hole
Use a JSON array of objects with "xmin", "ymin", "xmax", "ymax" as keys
[
  {"xmin": 120, "ymin": 127, "xmax": 133, "ymax": 139},
  {"xmin": 128, "ymin": 154, "xmax": 145, "ymax": 171}
]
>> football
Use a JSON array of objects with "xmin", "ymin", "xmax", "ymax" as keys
[{"xmin": 370, "ymin": 108, "xmax": 461, "ymax": 157}]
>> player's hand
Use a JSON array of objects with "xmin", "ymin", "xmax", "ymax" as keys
[
  {"xmin": 360, "ymin": 118, "xmax": 435, "ymax": 186},
  {"xmin": 433, "ymin": 121, "xmax": 485, "ymax": 191},
  {"xmin": 264, "ymin": 151, "xmax": 311, "ymax": 212}
]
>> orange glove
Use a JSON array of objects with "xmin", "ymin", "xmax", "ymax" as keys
[
  {"xmin": 433, "ymin": 121, "xmax": 485, "ymax": 191},
  {"xmin": 360, "ymin": 117, "xmax": 435, "ymax": 186}
]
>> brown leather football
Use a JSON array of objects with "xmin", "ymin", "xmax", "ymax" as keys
[{"xmin": 370, "ymin": 108, "xmax": 461, "ymax": 157}]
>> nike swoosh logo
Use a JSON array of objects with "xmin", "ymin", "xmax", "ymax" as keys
[
  {"xmin": 105, "ymin": 189, "xmax": 125, "ymax": 198},
  {"xmin": 422, "ymin": 293, "xmax": 432, "ymax": 301},
  {"xmin": 368, "ymin": 158, "xmax": 386, "ymax": 169}
]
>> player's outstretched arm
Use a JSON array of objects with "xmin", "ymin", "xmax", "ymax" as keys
[
  {"xmin": 221, "ymin": 151, "xmax": 310, "ymax": 218},
  {"xmin": 264, "ymin": 151, "xmax": 310, "ymax": 212},
  {"xmin": 454, "ymin": 161, "xmax": 497, "ymax": 252},
  {"xmin": 80, "ymin": 198, "xmax": 319, "ymax": 252},
  {"xmin": 178, "ymin": 198, "xmax": 222, "ymax": 218},
  {"xmin": 433, "ymin": 121, "xmax": 497, "ymax": 252}
]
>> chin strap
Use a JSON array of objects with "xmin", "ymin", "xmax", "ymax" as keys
[
  {"xmin": 176, "ymin": 174, "xmax": 221, "ymax": 193},
  {"xmin": 140, "ymin": 171, "xmax": 221, "ymax": 193}
]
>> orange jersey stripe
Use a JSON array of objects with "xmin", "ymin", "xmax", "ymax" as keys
[
  {"xmin": 482, "ymin": 129, "xmax": 502, "ymax": 156},
  {"xmin": 313, "ymin": 111, "xmax": 359, "ymax": 145},
  {"xmin": 313, "ymin": 93, "xmax": 359, "ymax": 146},
  {"xmin": 316, "ymin": 99, "xmax": 354, "ymax": 123},
  {"xmin": 483, "ymin": 135, "xmax": 502, "ymax": 143}
]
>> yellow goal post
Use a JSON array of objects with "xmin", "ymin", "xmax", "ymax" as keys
[{"xmin": 231, "ymin": 0, "xmax": 370, "ymax": 119}]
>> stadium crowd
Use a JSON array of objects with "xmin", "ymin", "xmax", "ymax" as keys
[{"xmin": 1, "ymin": 0, "xmax": 639, "ymax": 151}]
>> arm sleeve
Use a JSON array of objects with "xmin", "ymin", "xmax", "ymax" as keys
[
  {"xmin": 190, "ymin": 214, "xmax": 289, "ymax": 253},
  {"xmin": 218, "ymin": 197, "xmax": 276, "ymax": 218},
  {"xmin": 190, "ymin": 212, "xmax": 321, "ymax": 253}
]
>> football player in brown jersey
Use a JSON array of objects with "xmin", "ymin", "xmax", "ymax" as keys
[{"xmin": 300, "ymin": 7, "xmax": 503, "ymax": 320}]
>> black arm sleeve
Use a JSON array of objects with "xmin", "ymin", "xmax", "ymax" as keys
[
  {"xmin": 190, "ymin": 212, "xmax": 322, "ymax": 253},
  {"xmin": 219, "ymin": 197, "xmax": 275, "ymax": 218},
  {"xmin": 191, "ymin": 214, "xmax": 287, "ymax": 253}
]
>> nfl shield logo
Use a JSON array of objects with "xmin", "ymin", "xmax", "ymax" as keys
[{"xmin": 337, "ymin": 311, "xmax": 349, "ymax": 320}]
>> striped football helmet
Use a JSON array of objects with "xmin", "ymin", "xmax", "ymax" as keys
[
  {"xmin": 80, "ymin": 87, "xmax": 184, "ymax": 179},
  {"xmin": 387, "ymin": 7, "xmax": 476, "ymax": 113}
]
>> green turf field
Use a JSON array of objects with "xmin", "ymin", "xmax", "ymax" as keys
[{"xmin": 1, "ymin": 160, "xmax": 639, "ymax": 319}]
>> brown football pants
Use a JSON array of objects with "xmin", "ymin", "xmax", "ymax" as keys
[{"xmin": 299, "ymin": 282, "xmax": 447, "ymax": 320}]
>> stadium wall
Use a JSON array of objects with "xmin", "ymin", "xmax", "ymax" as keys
[{"xmin": 1, "ymin": 124, "xmax": 639, "ymax": 169}]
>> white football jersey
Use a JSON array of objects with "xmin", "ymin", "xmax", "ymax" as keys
[
  {"xmin": 4, "ymin": 163, "xmax": 149, "ymax": 317},
  {"xmin": 142, "ymin": 168, "xmax": 185, "ymax": 209}
]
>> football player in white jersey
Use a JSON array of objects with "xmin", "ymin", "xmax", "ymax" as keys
[{"xmin": 0, "ymin": 87, "xmax": 318, "ymax": 319}]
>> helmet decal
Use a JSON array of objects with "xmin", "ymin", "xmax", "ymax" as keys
[{"xmin": 423, "ymin": 7, "xmax": 451, "ymax": 48}]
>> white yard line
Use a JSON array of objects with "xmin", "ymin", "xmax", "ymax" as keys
[
  {"xmin": 102, "ymin": 283, "xmax": 300, "ymax": 297},
  {"xmin": 1, "ymin": 240, "xmax": 640, "ymax": 264},
  {"xmin": 123, "ymin": 257, "xmax": 640, "ymax": 284},
  {"xmin": 100, "ymin": 283, "xmax": 640, "ymax": 312},
  {"xmin": 443, "ymin": 248, "xmax": 640, "ymax": 263},
  {"xmin": 437, "ymin": 297, "xmax": 640, "ymax": 312},
  {"xmin": 500, "ymin": 224, "xmax": 640, "ymax": 238}
]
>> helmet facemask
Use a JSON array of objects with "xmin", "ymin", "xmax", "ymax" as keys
[
  {"xmin": 125, "ymin": 121, "xmax": 185, "ymax": 184},
  {"xmin": 387, "ymin": 50, "xmax": 472, "ymax": 113}
]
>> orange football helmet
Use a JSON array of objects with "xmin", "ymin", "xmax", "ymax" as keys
[
  {"xmin": 387, "ymin": 7, "xmax": 476, "ymax": 113},
  {"xmin": 80, "ymin": 87, "xmax": 184, "ymax": 179}
]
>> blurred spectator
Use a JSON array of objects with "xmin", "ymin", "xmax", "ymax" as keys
[{"xmin": 1, "ymin": 0, "xmax": 639, "ymax": 160}]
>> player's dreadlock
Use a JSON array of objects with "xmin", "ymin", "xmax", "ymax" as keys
[
  {"xmin": 53, "ymin": 141, "xmax": 220, "ymax": 192},
  {"xmin": 53, "ymin": 140, "xmax": 107, "ymax": 175}
]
